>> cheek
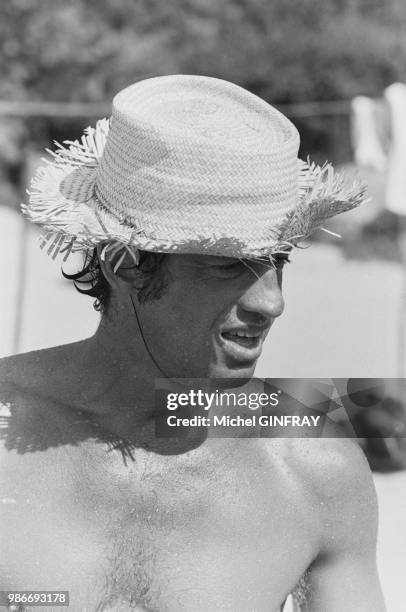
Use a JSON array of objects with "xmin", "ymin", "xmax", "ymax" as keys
[
  {"xmin": 166, "ymin": 279, "xmax": 235, "ymax": 332},
  {"xmin": 138, "ymin": 286, "xmax": 207, "ymax": 339},
  {"xmin": 139, "ymin": 267, "xmax": 244, "ymax": 341},
  {"xmin": 139, "ymin": 285, "xmax": 217, "ymax": 371}
]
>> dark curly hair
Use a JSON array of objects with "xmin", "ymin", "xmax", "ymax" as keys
[{"xmin": 62, "ymin": 247, "xmax": 168, "ymax": 313}]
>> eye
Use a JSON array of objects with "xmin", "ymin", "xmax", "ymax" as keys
[
  {"xmin": 210, "ymin": 259, "xmax": 246, "ymax": 275},
  {"xmin": 215, "ymin": 261, "xmax": 243, "ymax": 270},
  {"xmin": 270, "ymin": 254, "xmax": 291, "ymax": 268},
  {"xmin": 275, "ymin": 255, "xmax": 291, "ymax": 266}
]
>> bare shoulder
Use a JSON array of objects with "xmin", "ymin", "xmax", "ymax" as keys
[
  {"xmin": 288, "ymin": 433, "xmax": 376, "ymax": 505},
  {"xmin": 0, "ymin": 350, "xmax": 35, "ymax": 388},
  {"xmin": 0, "ymin": 350, "xmax": 46, "ymax": 434},
  {"xmin": 0, "ymin": 340, "xmax": 91, "ymax": 413},
  {"xmin": 0, "ymin": 343, "xmax": 92, "ymax": 458},
  {"xmin": 266, "ymin": 427, "xmax": 378, "ymax": 553},
  {"xmin": 0, "ymin": 344, "xmax": 76, "ymax": 392},
  {"xmin": 0, "ymin": 348, "xmax": 63, "ymax": 434}
]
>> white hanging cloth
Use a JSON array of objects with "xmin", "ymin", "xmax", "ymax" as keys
[
  {"xmin": 351, "ymin": 95, "xmax": 387, "ymax": 171},
  {"xmin": 384, "ymin": 82, "xmax": 406, "ymax": 216}
]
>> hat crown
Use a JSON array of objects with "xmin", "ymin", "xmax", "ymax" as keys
[
  {"xmin": 95, "ymin": 75, "xmax": 301, "ymax": 244},
  {"xmin": 112, "ymin": 75, "xmax": 299, "ymax": 153}
]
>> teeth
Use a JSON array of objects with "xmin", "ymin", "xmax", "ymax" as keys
[{"xmin": 229, "ymin": 331, "xmax": 258, "ymax": 338}]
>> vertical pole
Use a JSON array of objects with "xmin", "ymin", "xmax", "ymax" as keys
[
  {"xmin": 11, "ymin": 147, "xmax": 32, "ymax": 354},
  {"xmin": 398, "ymin": 221, "xmax": 406, "ymax": 377}
]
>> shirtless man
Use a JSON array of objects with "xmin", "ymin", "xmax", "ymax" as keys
[{"xmin": 0, "ymin": 75, "xmax": 385, "ymax": 611}]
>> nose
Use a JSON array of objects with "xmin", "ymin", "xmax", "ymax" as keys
[{"xmin": 238, "ymin": 268, "xmax": 285, "ymax": 323}]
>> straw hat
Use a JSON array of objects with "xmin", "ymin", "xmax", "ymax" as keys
[{"xmin": 23, "ymin": 74, "xmax": 367, "ymax": 263}]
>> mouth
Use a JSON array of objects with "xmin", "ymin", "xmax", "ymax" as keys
[{"xmin": 218, "ymin": 328, "xmax": 266, "ymax": 363}]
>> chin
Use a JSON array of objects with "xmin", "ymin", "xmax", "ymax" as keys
[{"xmin": 209, "ymin": 361, "xmax": 257, "ymax": 380}]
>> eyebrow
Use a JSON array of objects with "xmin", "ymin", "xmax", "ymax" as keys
[
  {"xmin": 272, "ymin": 252, "xmax": 291, "ymax": 259},
  {"xmin": 196, "ymin": 255, "xmax": 237, "ymax": 265},
  {"xmin": 194, "ymin": 250, "xmax": 292, "ymax": 270}
]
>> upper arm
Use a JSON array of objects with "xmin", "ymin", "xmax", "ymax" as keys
[
  {"xmin": 296, "ymin": 439, "xmax": 386, "ymax": 612},
  {"xmin": 301, "ymin": 548, "xmax": 385, "ymax": 611}
]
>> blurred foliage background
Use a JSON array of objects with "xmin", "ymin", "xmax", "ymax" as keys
[{"xmin": 1, "ymin": 0, "xmax": 406, "ymax": 207}]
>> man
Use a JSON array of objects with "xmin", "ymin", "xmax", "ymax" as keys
[{"xmin": 0, "ymin": 75, "xmax": 385, "ymax": 611}]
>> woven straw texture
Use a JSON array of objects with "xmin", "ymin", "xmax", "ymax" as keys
[{"xmin": 23, "ymin": 75, "xmax": 367, "ymax": 261}]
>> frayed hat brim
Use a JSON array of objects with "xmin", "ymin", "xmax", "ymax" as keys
[{"xmin": 23, "ymin": 118, "xmax": 368, "ymax": 262}]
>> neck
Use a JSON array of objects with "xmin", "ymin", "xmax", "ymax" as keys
[
  {"xmin": 68, "ymin": 318, "xmax": 207, "ymax": 455},
  {"xmin": 71, "ymin": 312, "xmax": 162, "ymax": 416}
]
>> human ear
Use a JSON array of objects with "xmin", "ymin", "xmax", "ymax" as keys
[{"xmin": 96, "ymin": 243, "xmax": 139, "ymax": 292}]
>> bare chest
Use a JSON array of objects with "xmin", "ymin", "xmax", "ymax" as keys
[{"xmin": 3, "ymin": 441, "xmax": 314, "ymax": 611}]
